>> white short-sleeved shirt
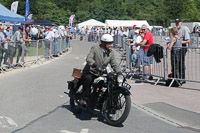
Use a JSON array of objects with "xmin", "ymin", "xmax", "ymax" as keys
[
  {"xmin": 31, "ymin": 27, "xmax": 38, "ymax": 36},
  {"xmin": 123, "ymin": 31, "xmax": 128, "ymax": 37},
  {"xmin": 133, "ymin": 35, "xmax": 142, "ymax": 50},
  {"xmin": 45, "ymin": 31, "xmax": 54, "ymax": 40}
]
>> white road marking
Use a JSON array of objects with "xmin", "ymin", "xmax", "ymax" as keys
[
  {"xmin": 131, "ymin": 103, "xmax": 184, "ymax": 127},
  {"xmin": 80, "ymin": 129, "xmax": 89, "ymax": 133},
  {"xmin": 75, "ymin": 57, "xmax": 80, "ymax": 59},
  {"xmin": 60, "ymin": 130, "xmax": 76, "ymax": 133},
  {"xmin": 82, "ymin": 62, "xmax": 87, "ymax": 66},
  {"xmin": 129, "ymin": 83, "xmax": 144, "ymax": 86},
  {"xmin": 59, "ymin": 95, "xmax": 64, "ymax": 98},
  {"xmin": 60, "ymin": 129, "xmax": 89, "ymax": 133},
  {"xmin": 0, "ymin": 116, "xmax": 17, "ymax": 128}
]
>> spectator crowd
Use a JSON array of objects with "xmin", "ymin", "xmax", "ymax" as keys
[
  {"xmin": 77, "ymin": 18, "xmax": 191, "ymax": 85},
  {"xmin": 0, "ymin": 19, "xmax": 193, "ymax": 87},
  {"xmin": 0, "ymin": 24, "xmax": 74, "ymax": 71}
]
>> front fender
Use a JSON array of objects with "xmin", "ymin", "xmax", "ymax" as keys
[{"xmin": 114, "ymin": 86, "xmax": 131, "ymax": 95}]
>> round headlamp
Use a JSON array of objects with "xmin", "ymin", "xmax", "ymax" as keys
[{"xmin": 117, "ymin": 74, "xmax": 124, "ymax": 83}]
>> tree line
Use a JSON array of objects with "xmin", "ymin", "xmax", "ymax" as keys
[{"xmin": 1, "ymin": 0, "xmax": 200, "ymax": 27}]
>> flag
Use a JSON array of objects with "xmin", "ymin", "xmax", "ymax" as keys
[
  {"xmin": 11, "ymin": 1, "xmax": 19, "ymax": 13},
  {"xmin": 69, "ymin": 14, "xmax": 75, "ymax": 27},
  {"xmin": 28, "ymin": 14, "xmax": 33, "ymax": 20},
  {"xmin": 25, "ymin": 0, "xmax": 30, "ymax": 21}
]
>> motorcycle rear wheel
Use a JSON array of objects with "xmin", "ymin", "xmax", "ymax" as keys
[
  {"xmin": 70, "ymin": 97, "xmax": 83, "ymax": 114},
  {"xmin": 102, "ymin": 91, "xmax": 131, "ymax": 126}
]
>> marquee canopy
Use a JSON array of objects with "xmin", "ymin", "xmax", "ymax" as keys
[
  {"xmin": 0, "ymin": 3, "xmax": 25, "ymax": 22},
  {"xmin": 77, "ymin": 19, "xmax": 106, "ymax": 29},
  {"xmin": 105, "ymin": 20, "xmax": 150, "ymax": 28}
]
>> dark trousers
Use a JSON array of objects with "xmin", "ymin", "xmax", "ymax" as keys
[
  {"xmin": 8, "ymin": 45, "xmax": 16, "ymax": 65},
  {"xmin": 16, "ymin": 45, "xmax": 22, "ymax": 64},
  {"xmin": 180, "ymin": 47, "xmax": 187, "ymax": 79},
  {"xmin": 31, "ymin": 35, "xmax": 38, "ymax": 40},
  {"xmin": 171, "ymin": 50, "xmax": 181, "ymax": 79},
  {"xmin": 81, "ymin": 72, "xmax": 98, "ymax": 100},
  {"xmin": 0, "ymin": 45, "xmax": 8, "ymax": 66}
]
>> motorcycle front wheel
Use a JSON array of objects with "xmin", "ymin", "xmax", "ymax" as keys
[
  {"xmin": 70, "ymin": 97, "xmax": 83, "ymax": 114},
  {"xmin": 102, "ymin": 91, "xmax": 131, "ymax": 126}
]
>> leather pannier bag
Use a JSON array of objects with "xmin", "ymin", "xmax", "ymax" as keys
[{"xmin": 72, "ymin": 68, "xmax": 82, "ymax": 79}]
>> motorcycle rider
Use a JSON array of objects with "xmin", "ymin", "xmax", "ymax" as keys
[{"xmin": 80, "ymin": 34, "xmax": 121, "ymax": 105}]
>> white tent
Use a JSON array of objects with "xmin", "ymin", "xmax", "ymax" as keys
[
  {"xmin": 77, "ymin": 19, "xmax": 106, "ymax": 29},
  {"xmin": 171, "ymin": 22, "xmax": 200, "ymax": 33},
  {"xmin": 105, "ymin": 20, "xmax": 150, "ymax": 28}
]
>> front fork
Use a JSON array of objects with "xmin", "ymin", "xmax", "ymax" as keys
[{"xmin": 107, "ymin": 82, "xmax": 117, "ymax": 113}]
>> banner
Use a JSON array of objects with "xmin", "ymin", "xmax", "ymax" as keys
[
  {"xmin": 69, "ymin": 14, "xmax": 75, "ymax": 27},
  {"xmin": 11, "ymin": 1, "xmax": 18, "ymax": 13},
  {"xmin": 27, "ymin": 14, "xmax": 32, "ymax": 20},
  {"xmin": 25, "ymin": 0, "xmax": 29, "ymax": 21}
]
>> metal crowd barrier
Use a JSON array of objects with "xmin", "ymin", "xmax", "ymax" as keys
[
  {"xmin": 189, "ymin": 33, "xmax": 199, "ymax": 47},
  {"xmin": 76, "ymin": 30, "xmax": 200, "ymax": 87},
  {"xmin": 166, "ymin": 46, "xmax": 200, "ymax": 87},
  {"xmin": 0, "ymin": 37, "xmax": 69, "ymax": 73},
  {"xmin": 152, "ymin": 31, "xmax": 200, "ymax": 47},
  {"xmin": 121, "ymin": 41, "xmax": 165, "ymax": 84},
  {"xmin": 79, "ymin": 32, "xmax": 103, "ymax": 44},
  {"xmin": 122, "ymin": 39, "xmax": 200, "ymax": 87}
]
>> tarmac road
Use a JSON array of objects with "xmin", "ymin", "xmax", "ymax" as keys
[{"xmin": 0, "ymin": 39, "xmax": 198, "ymax": 133}]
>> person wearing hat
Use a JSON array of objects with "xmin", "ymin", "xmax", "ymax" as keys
[
  {"xmin": 130, "ymin": 29, "xmax": 142, "ymax": 69},
  {"xmin": 80, "ymin": 34, "xmax": 121, "ymax": 105},
  {"xmin": 175, "ymin": 18, "xmax": 190, "ymax": 84},
  {"xmin": 136, "ymin": 24, "xmax": 154, "ymax": 80},
  {"xmin": 52, "ymin": 28, "xmax": 60, "ymax": 57},
  {"xmin": 44, "ymin": 27, "xmax": 54, "ymax": 58},
  {"xmin": 5, "ymin": 25, "xmax": 13, "ymax": 39}
]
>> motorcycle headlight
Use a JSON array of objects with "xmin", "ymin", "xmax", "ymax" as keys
[{"xmin": 117, "ymin": 74, "xmax": 124, "ymax": 83}]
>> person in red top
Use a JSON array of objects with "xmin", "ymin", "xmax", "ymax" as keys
[{"xmin": 136, "ymin": 24, "xmax": 154, "ymax": 80}]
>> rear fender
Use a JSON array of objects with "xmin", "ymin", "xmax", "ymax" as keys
[{"xmin": 67, "ymin": 80, "xmax": 74, "ymax": 90}]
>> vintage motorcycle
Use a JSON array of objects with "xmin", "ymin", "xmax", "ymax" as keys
[{"xmin": 65, "ymin": 67, "xmax": 131, "ymax": 126}]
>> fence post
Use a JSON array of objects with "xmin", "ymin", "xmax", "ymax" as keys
[
  {"xmin": 36, "ymin": 40, "xmax": 39, "ymax": 61},
  {"xmin": 125, "ymin": 41, "xmax": 131, "ymax": 70},
  {"xmin": 197, "ymin": 33, "xmax": 199, "ymax": 47}
]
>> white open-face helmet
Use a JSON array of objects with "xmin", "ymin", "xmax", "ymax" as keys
[{"xmin": 101, "ymin": 34, "xmax": 113, "ymax": 43}]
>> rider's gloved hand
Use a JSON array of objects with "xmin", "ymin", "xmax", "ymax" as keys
[
  {"xmin": 117, "ymin": 71, "xmax": 123, "ymax": 76},
  {"xmin": 92, "ymin": 63, "xmax": 102, "ymax": 73},
  {"xmin": 96, "ymin": 66, "xmax": 103, "ymax": 73}
]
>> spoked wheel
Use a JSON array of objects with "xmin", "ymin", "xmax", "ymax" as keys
[
  {"xmin": 70, "ymin": 97, "xmax": 83, "ymax": 114},
  {"xmin": 102, "ymin": 91, "xmax": 131, "ymax": 126}
]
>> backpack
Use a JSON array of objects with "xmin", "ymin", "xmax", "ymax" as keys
[{"xmin": 165, "ymin": 73, "xmax": 181, "ymax": 87}]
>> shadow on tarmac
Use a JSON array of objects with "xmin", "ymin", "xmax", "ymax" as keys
[
  {"xmin": 61, "ymin": 104, "xmax": 124, "ymax": 127},
  {"xmin": 132, "ymin": 75, "xmax": 200, "ymax": 91}
]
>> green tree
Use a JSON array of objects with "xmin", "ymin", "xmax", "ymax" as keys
[
  {"xmin": 181, "ymin": 0, "xmax": 200, "ymax": 22},
  {"xmin": 1, "ymin": 0, "xmax": 200, "ymax": 26},
  {"xmin": 0, "ymin": 0, "xmax": 7, "ymax": 6}
]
